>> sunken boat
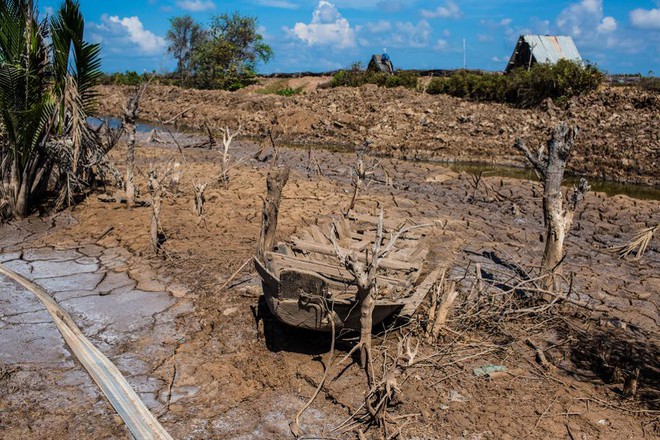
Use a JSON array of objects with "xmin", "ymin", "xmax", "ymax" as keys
[{"xmin": 255, "ymin": 212, "xmax": 441, "ymax": 332}]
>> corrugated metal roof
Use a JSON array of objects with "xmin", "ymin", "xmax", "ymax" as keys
[{"xmin": 524, "ymin": 35, "xmax": 582, "ymax": 64}]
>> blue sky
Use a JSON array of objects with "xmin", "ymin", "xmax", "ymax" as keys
[{"xmin": 40, "ymin": 1, "xmax": 660, "ymax": 74}]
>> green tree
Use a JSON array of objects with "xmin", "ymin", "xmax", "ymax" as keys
[
  {"xmin": 193, "ymin": 12, "xmax": 272, "ymax": 89},
  {"xmin": 165, "ymin": 15, "xmax": 204, "ymax": 83},
  {"xmin": 0, "ymin": 0, "xmax": 103, "ymax": 218}
]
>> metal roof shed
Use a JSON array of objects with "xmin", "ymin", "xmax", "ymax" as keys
[{"xmin": 506, "ymin": 35, "xmax": 582, "ymax": 72}]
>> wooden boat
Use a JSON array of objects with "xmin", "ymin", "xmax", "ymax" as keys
[{"xmin": 254, "ymin": 213, "xmax": 441, "ymax": 332}]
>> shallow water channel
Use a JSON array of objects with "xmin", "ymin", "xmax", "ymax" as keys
[{"xmin": 93, "ymin": 116, "xmax": 660, "ymax": 201}]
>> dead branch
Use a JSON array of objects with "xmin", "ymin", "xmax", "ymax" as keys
[
  {"xmin": 610, "ymin": 224, "xmax": 658, "ymax": 260},
  {"xmin": 329, "ymin": 210, "xmax": 427, "ymax": 386},
  {"xmin": 290, "ymin": 311, "xmax": 337, "ymax": 438},
  {"xmin": 218, "ymin": 124, "xmax": 242, "ymax": 189},
  {"xmin": 427, "ymin": 274, "xmax": 458, "ymax": 342},
  {"xmin": 306, "ymin": 145, "xmax": 324, "ymax": 177}
]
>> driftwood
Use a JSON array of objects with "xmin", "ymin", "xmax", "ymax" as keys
[
  {"xmin": 256, "ymin": 163, "xmax": 290, "ymax": 262},
  {"xmin": 0, "ymin": 263, "xmax": 173, "ymax": 440},
  {"xmin": 514, "ymin": 123, "xmax": 589, "ymax": 292}
]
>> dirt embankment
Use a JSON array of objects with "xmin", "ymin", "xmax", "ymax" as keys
[{"xmin": 95, "ymin": 80, "xmax": 659, "ymax": 186}]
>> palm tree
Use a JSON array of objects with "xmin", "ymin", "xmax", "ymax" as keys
[{"xmin": 0, "ymin": 0, "xmax": 102, "ymax": 218}]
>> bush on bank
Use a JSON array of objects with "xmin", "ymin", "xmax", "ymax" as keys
[
  {"xmin": 330, "ymin": 63, "xmax": 420, "ymax": 90},
  {"xmin": 426, "ymin": 60, "xmax": 604, "ymax": 107}
]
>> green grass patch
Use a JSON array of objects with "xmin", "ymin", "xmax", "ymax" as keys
[{"xmin": 256, "ymin": 79, "xmax": 304, "ymax": 96}]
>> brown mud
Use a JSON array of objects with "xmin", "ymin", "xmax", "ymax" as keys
[
  {"xmin": 95, "ymin": 79, "xmax": 659, "ymax": 186},
  {"xmin": 1, "ymin": 86, "xmax": 658, "ymax": 439}
]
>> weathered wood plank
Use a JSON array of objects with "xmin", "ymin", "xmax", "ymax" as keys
[
  {"xmin": 290, "ymin": 239, "xmax": 420, "ymax": 271},
  {"xmin": 398, "ymin": 267, "xmax": 444, "ymax": 317}
]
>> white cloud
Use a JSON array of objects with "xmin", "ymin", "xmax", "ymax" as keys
[
  {"xmin": 500, "ymin": 18, "xmax": 512, "ymax": 26},
  {"xmin": 630, "ymin": 7, "xmax": 660, "ymax": 30},
  {"xmin": 421, "ymin": 1, "xmax": 461, "ymax": 19},
  {"xmin": 256, "ymin": 0, "xmax": 298, "ymax": 9},
  {"xmin": 557, "ymin": 0, "xmax": 616, "ymax": 38},
  {"xmin": 90, "ymin": 15, "xmax": 166, "ymax": 56},
  {"xmin": 287, "ymin": 1, "xmax": 357, "ymax": 48},
  {"xmin": 176, "ymin": 0, "xmax": 216, "ymax": 12},
  {"xmin": 434, "ymin": 39, "xmax": 449, "ymax": 51},
  {"xmin": 362, "ymin": 18, "xmax": 433, "ymax": 49},
  {"xmin": 390, "ymin": 20, "xmax": 432, "ymax": 48},
  {"xmin": 366, "ymin": 20, "xmax": 392, "ymax": 33},
  {"xmin": 109, "ymin": 16, "xmax": 166, "ymax": 54},
  {"xmin": 597, "ymin": 16, "xmax": 617, "ymax": 33}
]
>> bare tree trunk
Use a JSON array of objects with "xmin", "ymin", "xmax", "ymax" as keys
[
  {"xmin": 123, "ymin": 84, "xmax": 149, "ymax": 207},
  {"xmin": 515, "ymin": 123, "xmax": 589, "ymax": 292},
  {"xmin": 147, "ymin": 170, "xmax": 166, "ymax": 256},
  {"xmin": 356, "ymin": 285, "xmax": 376, "ymax": 377},
  {"xmin": 256, "ymin": 164, "xmax": 290, "ymax": 262}
]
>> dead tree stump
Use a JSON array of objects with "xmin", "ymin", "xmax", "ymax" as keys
[
  {"xmin": 192, "ymin": 182, "xmax": 208, "ymax": 217},
  {"xmin": 514, "ymin": 123, "xmax": 589, "ymax": 292},
  {"xmin": 256, "ymin": 165, "xmax": 290, "ymax": 262},
  {"xmin": 345, "ymin": 145, "xmax": 368, "ymax": 216}
]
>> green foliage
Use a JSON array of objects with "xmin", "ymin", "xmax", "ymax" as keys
[
  {"xmin": 165, "ymin": 15, "xmax": 205, "ymax": 84},
  {"xmin": 0, "ymin": 0, "xmax": 102, "ymax": 217},
  {"xmin": 190, "ymin": 12, "xmax": 272, "ymax": 90},
  {"xmin": 256, "ymin": 79, "xmax": 303, "ymax": 96},
  {"xmin": 330, "ymin": 63, "xmax": 419, "ymax": 89},
  {"xmin": 427, "ymin": 60, "xmax": 603, "ymax": 107},
  {"xmin": 100, "ymin": 70, "xmax": 147, "ymax": 86}
]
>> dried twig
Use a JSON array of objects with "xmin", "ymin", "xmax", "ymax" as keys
[{"xmin": 610, "ymin": 224, "xmax": 658, "ymax": 260}]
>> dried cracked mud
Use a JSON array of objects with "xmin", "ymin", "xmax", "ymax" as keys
[{"xmin": 1, "ymin": 84, "xmax": 659, "ymax": 439}]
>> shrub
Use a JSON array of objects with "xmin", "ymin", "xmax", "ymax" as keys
[
  {"xmin": 330, "ymin": 63, "xmax": 419, "ymax": 89},
  {"xmin": 638, "ymin": 77, "xmax": 660, "ymax": 93},
  {"xmin": 427, "ymin": 60, "xmax": 603, "ymax": 107}
]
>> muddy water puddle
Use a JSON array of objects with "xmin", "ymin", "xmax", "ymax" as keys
[{"xmin": 443, "ymin": 161, "xmax": 660, "ymax": 200}]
